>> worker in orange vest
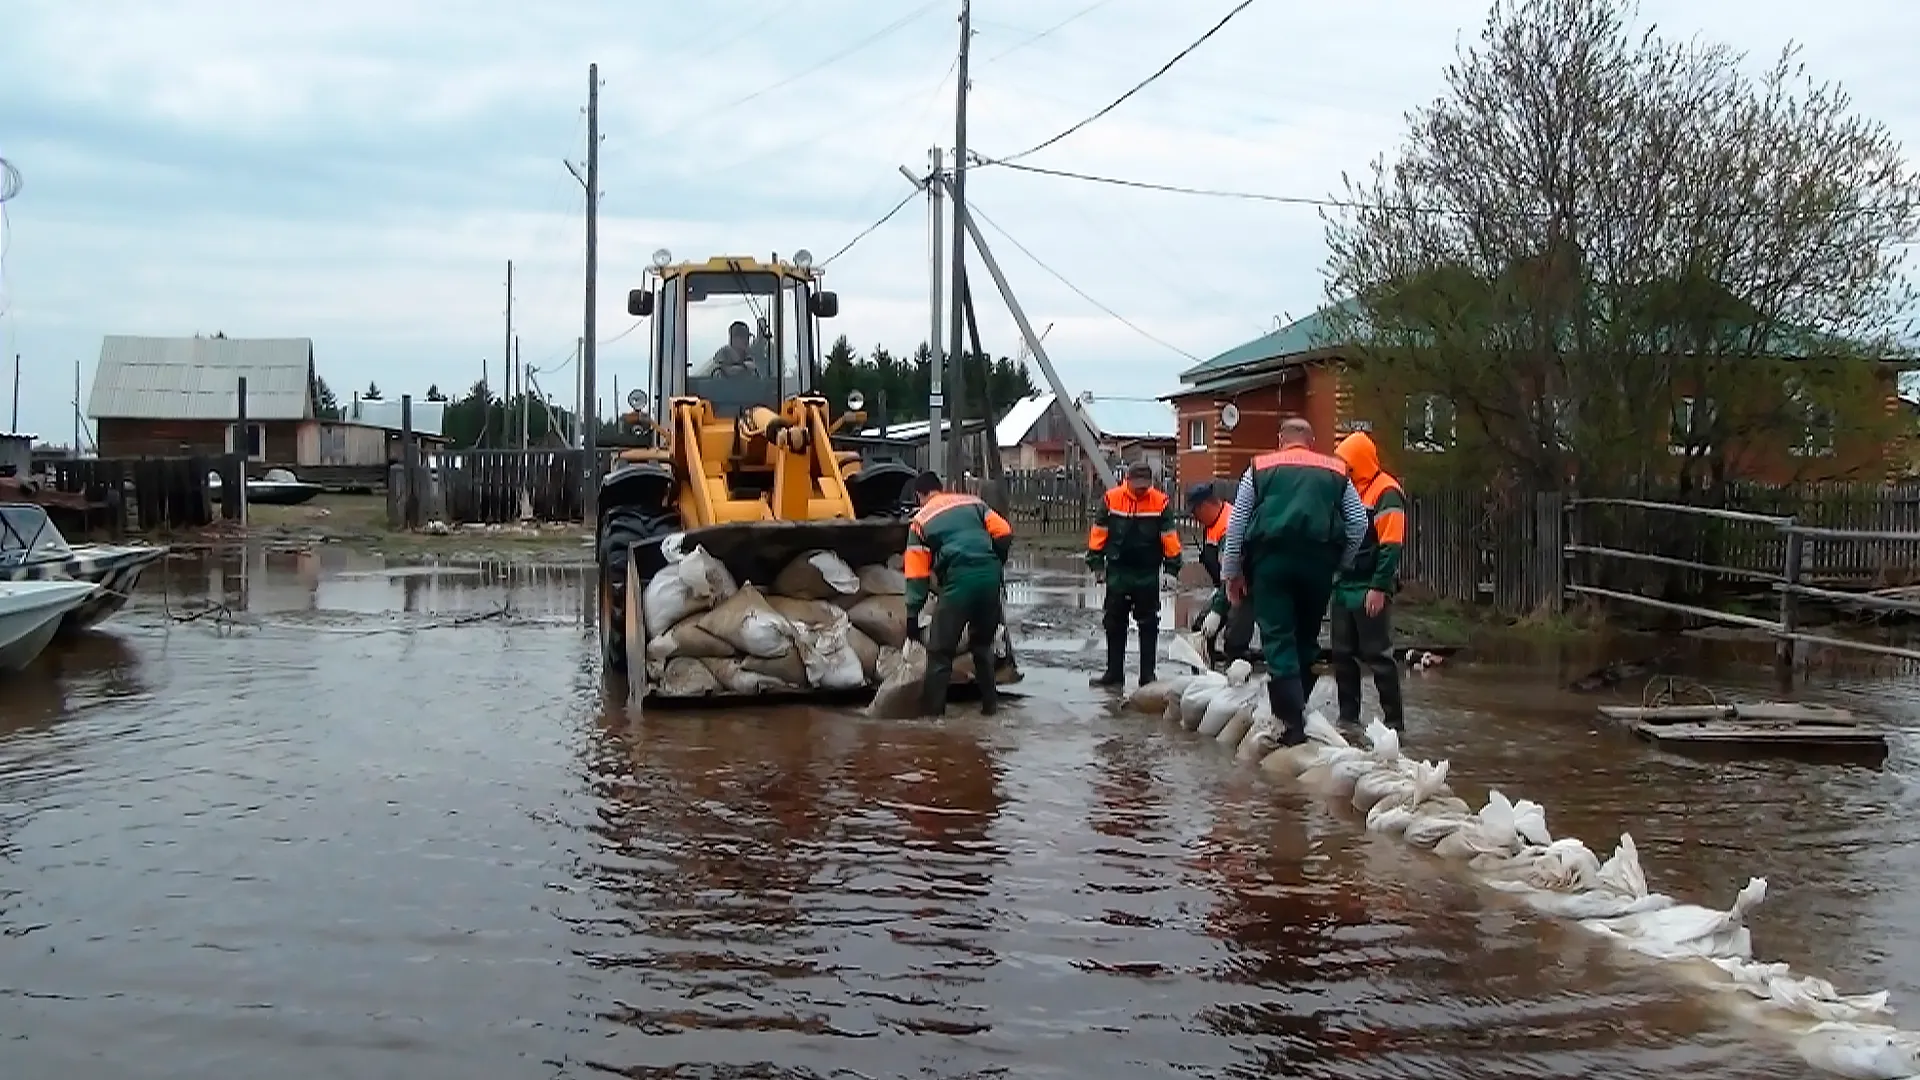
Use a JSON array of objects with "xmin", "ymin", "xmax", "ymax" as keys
[
  {"xmin": 1187, "ymin": 481, "xmax": 1254, "ymax": 661},
  {"xmin": 1087, "ymin": 462, "xmax": 1183, "ymax": 688},
  {"xmin": 1331, "ymin": 432, "xmax": 1407, "ymax": 731}
]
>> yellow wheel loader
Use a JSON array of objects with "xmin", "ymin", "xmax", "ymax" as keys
[{"xmin": 596, "ymin": 251, "xmax": 1020, "ymax": 705}]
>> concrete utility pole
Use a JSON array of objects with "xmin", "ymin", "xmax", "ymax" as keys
[
  {"xmin": 503, "ymin": 259, "xmax": 514, "ymax": 450},
  {"xmin": 10, "ymin": 353, "xmax": 19, "ymax": 432},
  {"xmin": 568, "ymin": 64, "xmax": 602, "ymax": 517},
  {"xmin": 927, "ymin": 147, "xmax": 946, "ymax": 473},
  {"xmin": 944, "ymin": 0, "xmax": 972, "ymax": 481}
]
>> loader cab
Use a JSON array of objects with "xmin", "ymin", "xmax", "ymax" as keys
[{"xmin": 625, "ymin": 251, "xmax": 839, "ymax": 427}]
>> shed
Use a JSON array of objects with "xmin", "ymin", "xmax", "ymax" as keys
[
  {"xmin": 87, "ymin": 335, "xmax": 317, "ymax": 463},
  {"xmin": 0, "ymin": 432, "xmax": 33, "ymax": 479},
  {"xmin": 305, "ymin": 397, "xmax": 452, "ymax": 467}
]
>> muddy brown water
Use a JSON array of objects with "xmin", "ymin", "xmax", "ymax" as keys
[{"xmin": 1, "ymin": 545, "xmax": 1915, "ymax": 1078}]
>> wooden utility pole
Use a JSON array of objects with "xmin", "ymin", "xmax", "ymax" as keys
[
  {"xmin": 503, "ymin": 259, "xmax": 513, "ymax": 450},
  {"xmin": 9, "ymin": 353, "xmax": 18, "ymax": 432},
  {"xmin": 944, "ymin": 0, "xmax": 972, "ymax": 480},
  {"xmin": 515, "ymin": 335, "xmax": 526, "ymax": 450}
]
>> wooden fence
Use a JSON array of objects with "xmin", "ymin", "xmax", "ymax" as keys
[
  {"xmin": 431, "ymin": 450, "xmax": 593, "ymax": 525},
  {"xmin": 40, "ymin": 454, "xmax": 247, "ymax": 536}
]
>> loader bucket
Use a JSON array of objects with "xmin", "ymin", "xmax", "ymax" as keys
[{"xmin": 623, "ymin": 517, "xmax": 1023, "ymax": 709}]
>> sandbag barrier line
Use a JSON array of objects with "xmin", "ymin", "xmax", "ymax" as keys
[{"xmin": 1125, "ymin": 642, "xmax": 1920, "ymax": 1080}]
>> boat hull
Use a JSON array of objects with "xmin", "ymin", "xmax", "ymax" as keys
[
  {"xmin": 0, "ymin": 582, "xmax": 96, "ymax": 673},
  {"xmin": 242, "ymin": 482, "xmax": 323, "ymax": 506},
  {"xmin": 0, "ymin": 545, "xmax": 169, "ymax": 633}
]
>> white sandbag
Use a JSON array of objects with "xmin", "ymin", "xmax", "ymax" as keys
[
  {"xmin": 767, "ymin": 595, "xmax": 845, "ymax": 627},
  {"xmin": 1402, "ymin": 809, "xmax": 1473, "ymax": 849},
  {"xmin": 1510, "ymin": 797, "xmax": 1553, "ymax": 847},
  {"xmin": 1168, "ymin": 631, "xmax": 1211, "ymax": 673},
  {"xmin": 657, "ymin": 656, "xmax": 720, "ymax": 696},
  {"xmin": 1433, "ymin": 790, "xmax": 1524, "ymax": 861},
  {"xmin": 695, "ymin": 585, "xmax": 796, "ymax": 659},
  {"xmin": 1363, "ymin": 760, "xmax": 1453, "ymax": 835},
  {"xmin": 1236, "ymin": 712, "xmax": 1279, "ymax": 763},
  {"xmin": 876, "ymin": 645, "xmax": 905, "ymax": 683},
  {"xmin": 1362, "ymin": 718, "xmax": 1402, "ymax": 767},
  {"xmin": 773, "ymin": 549, "xmax": 861, "ymax": 600},
  {"xmin": 1161, "ymin": 697, "xmax": 1183, "ymax": 725},
  {"xmin": 846, "ymin": 595, "xmax": 908, "ymax": 648},
  {"xmin": 1195, "ymin": 661, "xmax": 1256, "ymax": 736},
  {"xmin": 1709, "ymin": 958, "xmax": 1893, "ymax": 1023},
  {"xmin": 793, "ymin": 614, "xmax": 868, "ymax": 690},
  {"xmin": 886, "ymin": 552, "xmax": 905, "ymax": 571},
  {"xmin": 1795, "ymin": 1022, "xmax": 1920, "ymax": 1080},
  {"xmin": 1512, "ymin": 834, "xmax": 1674, "ymax": 919},
  {"xmin": 1216, "ymin": 712, "xmax": 1252, "ymax": 750},
  {"xmin": 854, "ymin": 563, "xmax": 906, "ymax": 597},
  {"xmin": 1479, "ymin": 838, "xmax": 1603, "ymax": 893},
  {"xmin": 644, "ymin": 617, "xmax": 735, "ymax": 661},
  {"xmin": 1178, "ymin": 671, "xmax": 1230, "ymax": 729},
  {"xmin": 1582, "ymin": 877, "xmax": 1767, "ymax": 962},
  {"xmin": 867, "ymin": 640, "xmax": 928, "ymax": 719},
  {"xmin": 642, "ymin": 545, "xmax": 740, "ymax": 638},
  {"xmin": 1129, "ymin": 675, "xmax": 1196, "ymax": 715},
  {"xmin": 703, "ymin": 658, "xmax": 795, "ymax": 695}
]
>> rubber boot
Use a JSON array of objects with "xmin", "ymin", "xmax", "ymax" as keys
[
  {"xmin": 977, "ymin": 668, "xmax": 1000, "ymax": 716},
  {"xmin": 1377, "ymin": 671, "xmax": 1405, "ymax": 733},
  {"xmin": 1269, "ymin": 675, "xmax": 1308, "ymax": 746},
  {"xmin": 1334, "ymin": 663, "xmax": 1363, "ymax": 729},
  {"xmin": 919, "ymin": 664, "xmax": 952, "ymax": 718},
  {"xmin": 1137, "ymin": 620, "xmax": 1158, "ymax": 686},
  {"xmin": 1090, "ymin": 622, "xmax": 1126, "ymax": 687}
]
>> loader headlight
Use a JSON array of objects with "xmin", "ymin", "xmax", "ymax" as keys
[
  {"xmin": 792, "ymin": 249, "xmax": 814, "ymax": 269},
  {"xmin": 845, "ymin": 390, "xmax": 865, "ymax": 412},
  {"xmin": 628, "ymin": 388, "xmax": 649, "ymax": 412},
  {"xmin": 651, "ymin": 248, "xmax": 672, "ymax": 268}
]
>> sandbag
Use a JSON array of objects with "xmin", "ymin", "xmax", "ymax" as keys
[
  {"xmin": 1433, "ymin": 790, "xmax": 1524, "ymax": 860},
  {"xmin": 854, "ymin": 564, "xmax": 906, "ymax": 597},
  {"xmin": 1710, "ymin": 959, "xmax": 1892, "ymax": 1023},
  {"xmin": 767, "ymin": 595, "xmax": 845, "ymax": 627},
  {"xmin": 1216, "ymin": 712, "xmax": 1252, "ymax": 750},
  {"xmin": 641, "ymin": 544, "xmax": 740, "ymax": 638},
  {"xmin": 695, "ymin": 585, "xmax": 796, "ymax": 659},
  {"xmin": 773, "ymin": 549, "xmax": 861, "ymax": 600},
  {"xmin": 705, "ymin": 658, "xmax": 799, "ymax": 695},
  {"xmin": 846, "ymin": 625, "xmax": 881, "ymax": 680},
  {"xmin": 868, "ymin": 641, "xmax": 928, "ymax": 719},
  {"xmin": 886, "ymin": 553, "xmax": 905, "ymax": 571},
  {"xmin": 1197, "ymin": 667, "xmax": 1261, "ymax": 738},
  {"xmin": 794, "ymin": 619, "xmax": 867, "ymax": 690},
  {"xmin": 1581, "ymin": 877, "xmax": 1767, "ymax": 962},
  {"xmin": 1479, "ymin": 838, "xmax": 1603, "ymax": 893},
  {"xmin": 1236, "ymin": 716, "xmax": 1279, "ymax": 763},
  {"xmin": 1168, "ymin": 631, "xmax": 1211, "ymax": 673},
  {"xmin": 742, "ymin": 648, "xmax": 808, "ymax": 687},
  {"xmin": 657, "ymin": 656, "xmax": 721, "ymax": 696},
  {"xmin": 846, "ymin": 595, "xmax": 908, "ymax": 648},
  {"xmin": 1402, "ymin": 809, "xmax": 1473, "ymax": 849},
  {"xmin": 1128, "ymin": 675, "xmax": 1195, "ymax": 714},
  {"xmin": 645, "ymin": 617, "xmax": 734, "ymax": 661},
  {"xmin": 1795, "ymin": 1022, "xmax": 1920, "ymax": 1079},
  {"xmin": 1361, "ymin": 760, "xmax": 1453, "ymax": 833}
]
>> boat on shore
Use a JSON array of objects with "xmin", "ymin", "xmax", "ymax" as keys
[
  {"xmin": 0, "ymin": 580, "xmax": 98, "ymax": 672},
  {"xmin": 1, "ymin": 502, "xmax": 169, "ymax": 633},
  {"xmin": 207, "ymin": 467, "xmax": 324, "ymax": 507}
]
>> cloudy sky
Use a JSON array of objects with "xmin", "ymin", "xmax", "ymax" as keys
[{"xmin": 1, "ymin": 0, "xmax": 1915, "ymax": 444}]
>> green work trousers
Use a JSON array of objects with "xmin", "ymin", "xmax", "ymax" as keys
[
  {"xmin": 1249, "ymin": 552, "xmax": 1338, "ymax": 683},
  {"xmin": 921, "ymin": 584, "xmax": 1003, "ymax": 716}
]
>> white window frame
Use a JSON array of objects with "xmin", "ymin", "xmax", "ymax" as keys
[
  {"xmin": 1403, "ymin": 393, "xmax": 1456, "ymax": 453},
  {"xmin": 226, "ymin": 422, "xmax": 266, "ymax": 462},
  {"xmin": 1784, "ymin": 378, "xmax": 1836, "ymax": 458},
  {"xmin": 1186, "ymin": 417, "xmax": 1208, "ymax": 451}
]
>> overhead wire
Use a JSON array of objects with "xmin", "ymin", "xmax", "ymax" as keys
[
  {"xmin": 819, "ymin": 188, "xmax": 922, "ymax": 268},
  {"xmin": 964, "ymin": 198, "xmax": 1201, "ymax": 362},
  {"xmin": 980, "ymin": 0, "xmax": 1257, "ymax": 167},
  {"xmin": 981, "ymin": 0, "xmax": 1120, "ymax": 63}
]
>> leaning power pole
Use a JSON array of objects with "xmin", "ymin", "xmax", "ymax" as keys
[{"xmin": 943, "ymin": 0, "xmax": 972, "ymax": 480}]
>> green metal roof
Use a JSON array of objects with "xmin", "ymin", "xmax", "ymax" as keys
[{"xmin": 1179, "ymin": 298, "xmax": 1363, "ymax": 384}]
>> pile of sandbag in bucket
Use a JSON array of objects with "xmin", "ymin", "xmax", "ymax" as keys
[
  {"xmin": 639, "ymin": 537, "xmax": 906, "ymax": 695},
  {"xmin": 1123, "ymin": 643, "xmax": 1920, "ymax": 1080}
]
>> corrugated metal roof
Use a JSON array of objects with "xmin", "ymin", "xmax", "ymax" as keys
[
  {"xmin": 995, "ymin": 393, "xmax": 1057, "ymax": 446},
  {"xmin": 1178, "ymin": 299, "xmax": 1362, "ymax": 383},
  {"xmin": 1078, "ymin": 395, "xmax": 1175, "ymax": 440},
  {"xmin": 88, "ymin": 336, "xmax": 315, "ymax": 421},
  {"xmin": 345, "ymin": 398, "xmax": 447, "ymax": 438}
]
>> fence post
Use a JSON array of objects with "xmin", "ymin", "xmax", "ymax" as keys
[
  {"xmin": 1777, "ymin": 515, "xmax": 1803, "ymax": 684},
  {"xmin": 400, "ymin": 394, "xmax": 419, "ymax": 530},
  {"xmin": 235, "ymin": 376, "xmax": 249, "ymax": 530}
]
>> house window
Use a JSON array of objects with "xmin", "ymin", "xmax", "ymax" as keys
[
  {"xmin": 1669, "ymin": 396, "xmax": 1718, "ymax": 456},
  {"xmin": 227, "ymin": 422, "xmax": 265, "ymax": 461},
  {"xmin": 1187, "ymin": 417, "xmax": 1208, "ymax": 451},
  {"xmin": 1403, "ymin": 393, "xmax": 1455, "ymax": 453},
  {"xmin": 1785, "ymin": 378, "xmax": 1836, "ymax": 458}
]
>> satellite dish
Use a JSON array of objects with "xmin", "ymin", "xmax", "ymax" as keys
[{"xmin": 1220, "ymin": 403, "xmax": 1241, "ymax": 431}]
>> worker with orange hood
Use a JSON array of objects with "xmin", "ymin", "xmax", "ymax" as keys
[{"xmin": 1331, "ymin": 431, "xmax": 1407, "ymax": 732}]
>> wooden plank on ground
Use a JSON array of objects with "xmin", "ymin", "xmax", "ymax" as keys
[
  {"xmin": 1598, "ymin": 704, "xmax": 1734, "ymax": 723},
  {"xmin": 1629, "ymin": 720, "xmax": 1886, "ymax": 749}
]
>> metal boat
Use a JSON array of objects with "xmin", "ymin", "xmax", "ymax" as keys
[
  {"xmin": 0, "ymin": 502, "xmax": 169, "ymax": 632},
  {"xmin": 0, "ymin": 580, "xmax": 97, "ymax": 672},
  {"xmin": 207, "ymin": 467, "xmax": 325, "ymax": 507}
]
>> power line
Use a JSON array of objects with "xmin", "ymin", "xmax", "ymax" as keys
[
  {"xmin": 975, "ymin": 158, "xmax": 1920, "ymax": 232},
  {"xmin": 965, "ymin": 198, "xmax": 1201, "ymax": 362},
  {"xmin": 676, "ymin": 1, "xmax": 943, "ymax": 126},
  {"xmin": 985, "ymin": 0, "xmax": 1256, "ymax": 166},
  {"xmin": 820, "ymin": 188, "xmax": 921, "ymax": 268},
  {"xmin": 982, "ymin": 0, "xmax": 1120, "ymax": 63}
]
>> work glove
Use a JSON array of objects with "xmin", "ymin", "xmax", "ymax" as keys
[
  {"xmin": 1200, "ymin": 610, "xmax": 1223, "ymax": 638},
  {"xmin": 1092, "ymin": 568, "xmax": 1106, "ymax": 585},
  {"xmin": 904, "ymin": 618, "xmax": 923, "ymax": 644}
]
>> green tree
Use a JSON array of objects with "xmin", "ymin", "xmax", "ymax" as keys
[
  {"xmin": 1321, "ymin": 0, "xmax": 1918, "ymax": 498},
  {"xmin": 313, "ymin": 376, "xmax": 343, "ymax": 420},
  {"xmin": 364, "ymin": 382, "xmax": 383, "ymax": 401},
  {"xmin": 426, "ymin": 383, "xmax": 447, "ymax": 402}
]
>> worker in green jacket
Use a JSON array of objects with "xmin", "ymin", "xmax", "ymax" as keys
[
  {"xmin": 1188, "ymin": 481, "xmax": 1256, "ymax": 663},
  {"xmin": 903, "ymin": 470, "xmax": 1015, "ymax": 716},
  {"xmin": 1221, "ymin": 418, "xmax": 1369, "ymax": 746},
  {"xmin": 1332, "ymin": 431, "xmax": 1407, "ymax": 732},
  {"xmin": 1088, "ymin": 462, "xmax": 1183, "ymax": 688}
]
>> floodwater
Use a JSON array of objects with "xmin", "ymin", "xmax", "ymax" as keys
[{"xmin": 1, "ymin": 546, "xmax": 1916, "ymax": 1079}]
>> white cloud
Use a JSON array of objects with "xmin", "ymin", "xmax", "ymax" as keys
[{"xmin": 1, "ymin": 0, "xmax": 1915, "ymax": 442}]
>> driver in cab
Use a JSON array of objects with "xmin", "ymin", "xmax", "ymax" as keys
[{"xmin": 701, "ymin": 320, "xmax": 767, "ymax": 377}]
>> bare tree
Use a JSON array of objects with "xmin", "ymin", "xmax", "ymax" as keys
[{"xmin": 1321, "ymin": 0, "xmax": 1918, "ymax": 498}]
